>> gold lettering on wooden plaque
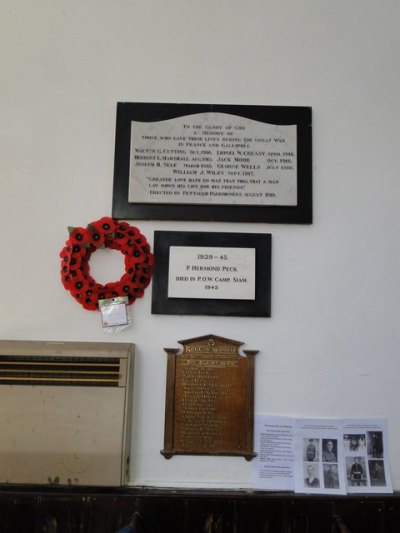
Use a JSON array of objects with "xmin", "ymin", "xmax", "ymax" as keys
[{"xmin": 161, "ymin": 334, "xmax": 258, "ymax": 460}]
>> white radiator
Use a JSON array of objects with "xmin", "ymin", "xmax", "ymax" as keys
[{"xmin": 0, "ymin": 340, "xmax": 134, "ymax": 487}]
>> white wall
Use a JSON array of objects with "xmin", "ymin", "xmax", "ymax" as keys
[{"xmin": 1, "ymin": 0, "xmax": 399, "ymax": 489}]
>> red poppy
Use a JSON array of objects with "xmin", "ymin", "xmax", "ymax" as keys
[
  {"xmin": 61, "ymin": 271, "xmax": 73, "ymax": 289},
  {"xmin": 82, "ymin": 297, "xmax": 98, "ymax": 311},
  {"xmin": 124, "ymin": 251, "xmax": 146, "ymax": 269},
  {"xmin": 90, "ymin": 230, "xmax": 105, "ymax": 247},
  {"xmin": 89, "ymin": 216, "xmax": 116, "ymax": 235},
  {"xmin": 69, "ymin": 227, "xmax": 92, "ymax": 246},
  {"xmin": 66, "ymin": 252, "xmax": 82, "ymax": 271},
  {"xmin": 60, "ymin": 246, "xmax": 72, "ymax": 263},
  {"xmin": 126, "ymin": 226, "xmax": 140, "ymax": 238},
  {"xmin": 69, "ymin": 276, "xmax": 90, "ymax": 296},
  {"xmin": 134, "ymin": 288, "xmax": 145, "ymax": 298},
  {"xmin": 70, "ymin": 244, "xmax": 87, "ymax": 257},
  {"xmin": 115, "ymin": 222, "xmax": 130, "ymax": 233},
  {"xmin": 113, "ymin": 230, "xmax": 130, "ymax": 245}
]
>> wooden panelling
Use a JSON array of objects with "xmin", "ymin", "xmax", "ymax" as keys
[{"xmin": 0, "ymin": 487, "xmax": 399, "ymax": 532}]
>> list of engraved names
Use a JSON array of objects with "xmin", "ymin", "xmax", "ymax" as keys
[
  {"xmin": 174, "ymin": 356, "xmax": 242, "ymax": 451},
  {"xmin": 129, "ymin": 112, "xmax": 297, "ymax": 206}
]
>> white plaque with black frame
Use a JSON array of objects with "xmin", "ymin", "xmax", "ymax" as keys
[
  {"xmin": 128, "ymin": 113, "xmax": 297, "ymax": 207},
  {"xmin": 112, "ymin": 102, "xmax": 312, "ymax": 224},
  {"xmin": 152, "ymin": 231, "xmax": 271, "ymax": 317},
  {"xmin": 167, "ymin": 246, "xmax": 256, "ymax": 301}
]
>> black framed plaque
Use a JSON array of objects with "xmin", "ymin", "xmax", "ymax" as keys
[
  {"xmin": 112, "ymin": 102, "xmax": 312, "ymax": 223},
  {"xmin": 151, "ymin": 231, "xmax": 271, "ymax": 317},
  {"xmin": 161, "ymin": 334, "xmax": 258, "ymax": 460}
]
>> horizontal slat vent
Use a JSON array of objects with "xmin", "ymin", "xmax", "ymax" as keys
[{"xmin": 0, "ymin": 355, "xmax": 121, "ymax": 387}]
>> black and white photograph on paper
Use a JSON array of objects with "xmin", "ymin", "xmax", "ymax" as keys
[
  {"xmin": 367, "ymin": 431, "xmax": 384, "ymax": 458},
  {"xmin": 112, "ymin": 102, "xmax": 312, "ymax": 223},
  {"xmin": 368, "ymin": 460, "xmax": 386, "ymax": 486},
  {"xmin": 323, "ymin": 463, "xmax": 340, "ymax": 489},
  {"xmin": 303, "ymin": 438, "xmax": 319, "ymax": 462},
  {"xmin": 151, "ymin": 231, "xmax": 271, "ymax": 317},
  {"xmin": 346, "ymin": 456, "xmax": 367, "ymax": 487},
  {"xmin": 322, "ymin": 439, "xmax": 338, "ymax": 463}
]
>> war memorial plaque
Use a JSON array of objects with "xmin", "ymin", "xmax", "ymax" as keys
[
  {"xmin": 161, "ymin": 335, "xmax": 258, "ymax": 460},
  {"xmin": 151, "ymin": 231, "xmax": 271, "ymax": 317},
  {"xmin": 112, "ymin": 102, "xmax": 312, "ymax": 224}
]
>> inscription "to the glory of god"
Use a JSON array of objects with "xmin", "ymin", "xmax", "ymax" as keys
[{"xmin": 129, "ymin": 112, "xmax": 297, "ymax": 207}]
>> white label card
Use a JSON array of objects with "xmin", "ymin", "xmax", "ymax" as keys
[
  {"xmin": 168, "ymin": 246, "xmax": 256, "ymax": 300},
  {"xmin": 100, "ymin": 300, "xmax": 128, "ymax": 328}
]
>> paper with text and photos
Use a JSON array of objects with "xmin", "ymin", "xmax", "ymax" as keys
[
  {"xmin": 253, "ymin": 416, "xmax": 392, "ymax": 495},
  {"xmin": 343, "ymin": 419, "xmax": 392, "ymax": 494},
  {"xmin": 253, "ymin": 415, "xmax": 295, "ymax": 491},
  {"xmin": 294, "ymin": 418, "xmax": 347, "ymax": 495}
]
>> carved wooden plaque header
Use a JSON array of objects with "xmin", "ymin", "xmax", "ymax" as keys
[{"xmin": 161, "ymin": 334, "xmax": 258, "ymax": 460}]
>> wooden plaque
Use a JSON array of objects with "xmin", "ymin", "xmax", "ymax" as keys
[{"xmin": 161, "ymin": 334, "xmax": 258, "ymax": 460}]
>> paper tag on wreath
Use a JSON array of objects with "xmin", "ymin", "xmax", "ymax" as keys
[{"xmin": 99, "ymin": 296, "xmax": 130, "ymax": 333}]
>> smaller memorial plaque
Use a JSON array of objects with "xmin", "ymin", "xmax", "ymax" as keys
[
  {"xmin": 161, "ymin": 335, "xmax": 258, "ymax": 460},
  {"xmin": 167, "ymin": 246, "xmax": 256, "ymax": 300},
  {"xmin": 152, "ymin": 231, "xmax": 271, "ymax": 317}
]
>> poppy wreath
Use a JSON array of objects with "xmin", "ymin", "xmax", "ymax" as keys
[{"xmin": 60, "ymin": 217, "xmax": 154, "ymax": 310}]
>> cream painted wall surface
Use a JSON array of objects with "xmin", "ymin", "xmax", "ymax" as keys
[{"xmin": 1, "ymin": 0, "xmax": 399, "ymax": 489}]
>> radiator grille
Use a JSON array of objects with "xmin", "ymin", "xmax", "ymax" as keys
[{"xmin": 0, "ymin": 355, "xmax": 121, "ymax": 387}]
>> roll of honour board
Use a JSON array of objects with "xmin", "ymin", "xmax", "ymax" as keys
[{"xmin": 161, "ymin": 335, "xmax": 258, "ymax": 460}]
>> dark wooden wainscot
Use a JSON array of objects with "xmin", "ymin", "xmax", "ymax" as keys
[{"xmin": 1, "ymin": 486, "xmax": 400, "ymax": 532}]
